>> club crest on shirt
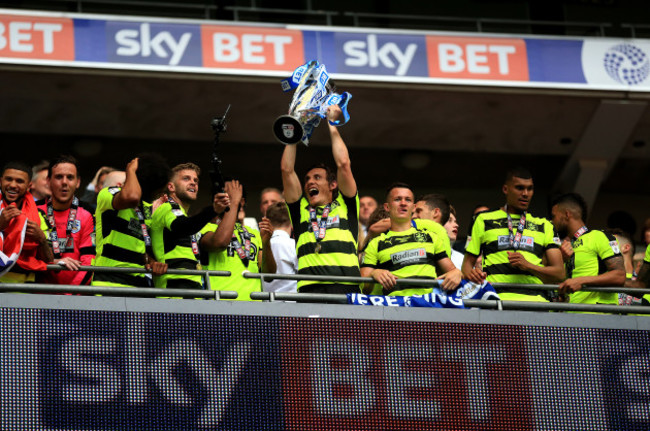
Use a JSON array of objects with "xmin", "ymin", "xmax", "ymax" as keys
[
  {"xmin": 312, "ymin": 200, "xmax": 341, "ymax": 211},
  {"xmin": 524, "ymin": 221, "xmax": 542, "ymax": 232},
  {"xmin": 70, "ymin": 219, "xmax": 81, "ymax": 234},
  {"xmin": 382, "ymin": 232, "xmax": 431, "ymax": 249},
  {"xmin": 413, "ymin": 231, "xmax": 430, "ymax": 243}
]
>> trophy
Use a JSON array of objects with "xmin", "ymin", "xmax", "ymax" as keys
[{"xmin": 273, "ymin": 60, "xmax": 351, "ymax": 145}]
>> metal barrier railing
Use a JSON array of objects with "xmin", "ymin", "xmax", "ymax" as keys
[
  {"xmin": 342, "ymin": 12, "xmax": 612, "ymax": 36},
  {"xmin": 0, "ymin": 2, "xmax": 623, "ymax": 38},
  {"xmin": 0, "ymin": 282, "xmax": 237, "ymax": 299},
  {"xmin": 621, "ymin": 23, "xmax": 650, "ymax": 38},
  {"xmin": 225, "ymin": 5, "xmax": 338, "ymax": 26},
  {"xmin": 46, "ymin": 264, "xmax": 230, "ymax": 291},
  {"xmin": 244, "ymin": 272, "xmax": 650, "ymax": 296},
  {"xmin": 249, "ymin": 291, "xmax": 650, "ymax": 314},
  {"xmin": 1, "ymin": 265, "xmax": 646, "ymax": 313},
  {"xmin": 244, "ymin": 272, "xmax": 650, "ymax": 314}
]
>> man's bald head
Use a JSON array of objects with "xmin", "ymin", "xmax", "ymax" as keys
[{"xmin": 103, "ymin": 171, "xmax": 126, "ymax": 188}]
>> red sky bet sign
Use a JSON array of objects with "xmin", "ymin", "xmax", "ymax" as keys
[
  {"xmin": 0, "ymin": 14, "xmax": 73, "ymax": 60},
  {"xmin": 280, "ymin": 318, "xmax": 533, "ymax": 430},
  {"xmin": 1, "ymin": 305, "xmax": 649, "ymax": 429}
]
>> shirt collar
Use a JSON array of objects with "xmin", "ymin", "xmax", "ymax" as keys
[{"xmin": 271, "ymin": 229, "xmax": 290, "ymax": 238}]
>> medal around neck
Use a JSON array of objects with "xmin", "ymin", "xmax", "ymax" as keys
[{"xmin": 273, "ymin": 60, "xmax": 352, "ymax": 146}]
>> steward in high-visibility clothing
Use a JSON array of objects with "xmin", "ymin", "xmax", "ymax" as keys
[
  {"xmin": 281, "ymin": 105, "xmax": 360, "ymax": 294},
  {"xmin": 551, "ymin": 193, "xmax": 625, "ymax": 305}
]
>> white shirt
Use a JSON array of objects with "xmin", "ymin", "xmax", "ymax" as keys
[
  {"xmin": 361, "ymin": 223, "xmax": 369, "ymax": 236},
  {"xmin": 263, "ymin": 229, "xmax": 298, "ymax": 293},
  {"xmin": 451, "ymin": 248, "xmax": 464, "ymax": 270},
  {"xmin": 243, "ymin": 216, "xmax": 259, "ymax": 231}
]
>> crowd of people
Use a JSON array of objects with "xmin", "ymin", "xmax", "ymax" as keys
[{"xmin": 1, "ymin": 104, "xmax": 649, "ymax": 308}]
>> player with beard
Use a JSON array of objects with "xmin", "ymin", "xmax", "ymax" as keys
[
  {"xmin": 462, "ymin": 167, "xmax": 564, "ymax": 302},
  {"xmin": 37, "ymin": 155, "xmax": 95, "ymax": 285},
  {"xmin": 0, "ymin": 161, "xmax": 53, "ymax": 283},
  {"xmin": 281, "ymin": 105, "xmax": 360, "ymax": 294},
  {"xmin": 550, "ymin": 193, "xmax": 625, "ymax": 305},
  {"xmin": 151, "ymin": 163, "xmax": 229, "ymax": 289}
]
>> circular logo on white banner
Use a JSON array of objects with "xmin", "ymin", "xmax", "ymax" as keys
[
  {"xmin": 582, "ymin": 39, "xmax": 650, "ymax": 89},
  {"xmin": 603, "ymin": 43, "xmax": 650, "ymax": 85}
]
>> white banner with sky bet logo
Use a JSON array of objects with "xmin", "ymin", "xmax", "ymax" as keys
[{"xmin": 2, "ymin": 9, "xmax": 650, "ymax": 92}]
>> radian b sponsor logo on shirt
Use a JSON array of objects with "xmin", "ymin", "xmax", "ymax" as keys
[
  {"xmin": 391, "ymin": 248, "xmax": 427, "ymax": 264},
  {"xmin": 497, "ymin": 235, "xmax": 534, "ymax": 252}
]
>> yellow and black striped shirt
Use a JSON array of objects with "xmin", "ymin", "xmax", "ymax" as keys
[
  {"xmin": 465, "ymin": 209, "xmax": 560, "ymax": 301},
  {"xmin": 92, "ymin": 187, "xmax": 151, "ymax": 287},
  {"xmin": 567, "ymin": 229, "xmax": 621, "ymax": 305},
  {"xmin": 287, "ymin": 193, "xmax": 360, "ymax": 291},
  {"xmin": 151, "ymin": 201, "xmax": 203, "ymax": 289},
  {"xmin": 362, "ymin": 225, "xmax": 447, "ymax": 296}
]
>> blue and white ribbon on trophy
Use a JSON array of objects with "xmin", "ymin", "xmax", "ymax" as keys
[{"xmin": 273, "ymin": 60, "xmax": 351, "ymax": 146}]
